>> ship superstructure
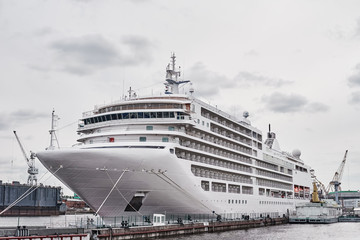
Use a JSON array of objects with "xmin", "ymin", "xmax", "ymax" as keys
[{"xmin": 37, "ymin": 54, "xmax": 313, "ymax": 218}]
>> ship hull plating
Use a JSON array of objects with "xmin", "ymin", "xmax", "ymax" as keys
[{"xmin": 37, "ymin": 145, "xmax": 305, "ymax": 217}]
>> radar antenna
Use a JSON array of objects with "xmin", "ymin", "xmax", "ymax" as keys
[
  {"xmin": 164, "ymin": 53, "xmax": 190, "ymax": 94},
  {"xmin": 13, "ymin": 131, "xmax": 38, "ymax": 186}
]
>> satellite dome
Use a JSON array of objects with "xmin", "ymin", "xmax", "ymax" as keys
[
  {"xmin": 292, "ymin": 149, "xmax": 301, "ymax": 158},
  {"xmin": 243, "ymin": 111, "xmax": 249, "ymax": 118}
]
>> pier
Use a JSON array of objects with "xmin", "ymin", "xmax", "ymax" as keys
[
  {"xmin": 92, "ymin": 217, "xmax": 287, "ymax": 240},
  {"xmin": 0, "ymin": 216, "xmax": 288, "ymax": 240}
]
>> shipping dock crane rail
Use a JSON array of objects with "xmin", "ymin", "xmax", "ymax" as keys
[{"xmin": 13, "ymin": 130, "xmax": 39, "ymax": 186}]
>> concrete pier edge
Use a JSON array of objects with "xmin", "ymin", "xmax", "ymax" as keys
[{"xmin": 92, "ymin": 217, "xmax": 288, "ymax": 240}]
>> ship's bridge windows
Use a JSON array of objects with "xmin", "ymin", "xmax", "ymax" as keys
[
  {"xmin": 111, "ymin": 114, "xmax": 118, "ymax": 120},
  {"xmin": 123, "ymin": 113, "xmax": 129, "ymax": 119},
  {"xmin": 139, "ymin": 137, "xmax": 147, "ymax": 142},
  {"xmin": 83, "ymin": 111, "xmax": 179, "ymax": 126}
]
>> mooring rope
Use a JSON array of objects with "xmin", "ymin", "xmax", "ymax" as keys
[
  {"xmin": 95, "ymin": 169, "xmax": 128, "ymax": 216},
  {"xmin": 105, "ymin": 170, "xmax": 144, "ymax": 216}
]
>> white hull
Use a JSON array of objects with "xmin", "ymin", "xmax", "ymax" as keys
[{"xmin": 38, "ymin": 143, "xmax": 308, "ymax": 217}]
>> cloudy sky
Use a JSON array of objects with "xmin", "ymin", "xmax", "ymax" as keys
[{"xmin": 1, "ymin": 0, "xmax": 360, "ymax": 195}]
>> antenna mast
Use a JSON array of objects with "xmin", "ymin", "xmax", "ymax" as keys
[
  {"xmin": 164, "ymin": 53, "xmax": 190, "ymax": 94},
  {"xmin": 48, "ymin": 110, "xmax": 60, "ymax": 150}
]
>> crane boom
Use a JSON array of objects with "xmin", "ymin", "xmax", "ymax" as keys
[
  {"xmin": 13, "ymin": 130, "xmax": 38, "ymax": 185},
  {"xmin": 326, "ymin": 150, "xmax": 348, "ymax": 194},
  {"xmin": 13, "ymin": 131, "xmax": 31, "ymax": 166},
  {"xmin": 334, "ymin": 150, "xmax": 348, "ymax": 183}
]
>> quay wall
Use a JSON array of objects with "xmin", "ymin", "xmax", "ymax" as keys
[{"xmin": 95, "ymin": 217, "xmax": 287, "ymax": 240}]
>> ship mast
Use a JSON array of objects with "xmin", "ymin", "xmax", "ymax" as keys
[
  {"xmin": 164, "ymin": 53, "xmax": 190, "ymax": 94},
  {"xmin": 48, "ymin": 110, "xmax": 60, "ymax": 150}
]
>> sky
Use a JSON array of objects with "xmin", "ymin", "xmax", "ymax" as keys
[{"xmin": 0, "ymin": 0, "xmax": 360, "ymax": 195}]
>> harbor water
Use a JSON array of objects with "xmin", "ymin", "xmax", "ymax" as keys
[
  {"xmin": 0, "ymin": 215, "xmax": 359, "ymax": 239},
  {"xmin": 159, "ymin": 222, "xmax": 359, "ymax": 240}
]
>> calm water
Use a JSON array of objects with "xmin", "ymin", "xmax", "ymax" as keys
[
  {"xmin": 159, "ymin": 223, "xmax": 360, "ymax": 240},
  {"xmin": 0, "ymin": 216, "xmax": 359, "ymax": 240}
]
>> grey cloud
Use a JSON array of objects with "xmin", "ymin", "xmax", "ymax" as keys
[
  {"xmin": 0, "ymin": 110, "xmax": 48, "ymax": 132},
  {"xmin": 11, "ymin": 110, "xmax": 48, "ymax": 120},
  {"xmin": 349, "ymin": 91, "xmax": 360, "ymax": 105},
  {"xmin": 52, "ymin": 35, "xmax": 119, "ymax": 66},
  {"xmin": 50, "ymin": 34, "xmax": 154, "ymax": 75},
  {"xmin": 188, "ymin": 62, "xmax": 234, "ymax": 97},
  {"xmin": 306, "ymin": 102, "xmax": 330, "ymax": 113},
  {"xmin": 0, "ymin": 118, "xmax": 9, "ymax": 131},
  {"xmin": 355, "ymin": 18, "xmax": 360, "ymax": 37},
  {"xmin": 348, "ymin": 64, "xmax": 360, "ymax": 87},
  {"xmin": 188, "ymin": 62, "xmax": 291, "ymax": 97},
  {"xmin": 234, "ymin": 72, "xmax": 292, "ymax": 88},
  {"xmin": 262, "ymin": 92, "xmax": 329, "ymax": 113},
  {"xmin": 262, "ymin": 92, "xmax": 308, "ymax": 113},
  {"xmin": 34, "ymin": 27, "xmax": 54, "ymax": 37}
]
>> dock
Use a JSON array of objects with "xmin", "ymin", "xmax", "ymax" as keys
[
  {"xmin": 0, "ymin": 217, "xmax": 288, "ymax": 240},
  {"xmin": 92, "ymin": 217, "xmax": 287, "ymax": 240}
]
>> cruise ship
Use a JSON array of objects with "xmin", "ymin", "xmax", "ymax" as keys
[{"xmin": 37, "ymin": 54, "xmax": 313, "ymax": 218}]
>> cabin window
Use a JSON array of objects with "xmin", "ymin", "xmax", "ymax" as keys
[
  {"xmin": 162, "ymin": 137, "xmax": 169, "ymax": 142},
  {"xmin": 146, "ymin": 126, "xmax": 153, "ymax": 130},
  {"xmin": 163, "ymin": 112, "xmax": 169, "ymax": 118},
  {"xmin": 201, "ymin": 181, "xmax": 209, "ymax": 191},
  {"xmin": 168, "ymin": 126, "xmax": 175, "ymax": 131},
  {"xmin": 111, "ymin": 114, "xmax": 118, "ymax": 120},
  {"xmin": 139, "ymin": 137, "xmax": 147, "ymax": 142}
]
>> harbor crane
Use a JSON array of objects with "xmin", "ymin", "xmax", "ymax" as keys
[
  {"xmin": 13, "ymin": 131, "xmax": 38, "ymax": 186},
  {"xmin": 310, "ymin": 169, "xmax": 328, "ymax": 198},
  {"xmin": 326, "ymin": 150, "xmax": 348, "ymax": 203}
]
